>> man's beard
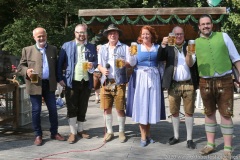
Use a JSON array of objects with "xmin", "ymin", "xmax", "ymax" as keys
[{"xmin": 37, "ymin": 41, "xmax": 47, "ymax": 47}]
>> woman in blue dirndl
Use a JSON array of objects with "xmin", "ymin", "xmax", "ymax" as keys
[{"xmin": 126, "ymin": 25, "xmax": 166, "ymax": 147}]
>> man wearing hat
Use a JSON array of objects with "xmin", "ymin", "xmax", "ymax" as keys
[{"xmin": 98, "ymin": 24, "xmax": 131, "ymax": 143}]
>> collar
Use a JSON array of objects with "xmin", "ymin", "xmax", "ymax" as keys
[
  {"xmin": 76, "ymin": 40, "xmax": 87, "ymax": 46},
  {"xmin": 200, "ymin": 32, "xmax": 213, "ymax": 39},
  {"xmin": 174, "ymin": 41, "xmax": 185, "ymax": 52},
  {"xmin": 36, "ymin": 43, "xmax": 47, "ymax": 50},
  {"xmin": 106, "ymin": 41, "xmax": 122, "ymax": 49}
]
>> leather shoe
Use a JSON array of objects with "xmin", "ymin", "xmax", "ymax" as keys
[
  {"xmin": 51, "ymin": 133, "xmax": 66, "ymax": 141},
  {"xmin": 78, "ymin": 131, "xmax": 90, "ymax": 139},
  {"xmin": 34, "ymin": 136, "xmax": 42, "ymax": 146},
  {"xmin": 186, "ymin": 140, "xmax": 196, "ymax": 149},
  {"xmin": 67, "ymin": 133, "xmax": 76, "ymax": 144},
  {"xmin": 168, "ymin": 136, "xmax": 179, "ymax": 145}
]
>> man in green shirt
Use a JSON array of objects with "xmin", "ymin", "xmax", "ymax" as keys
[{"xmin": 186, "ymin": 14, "xmax": 240, "ymax": 160}]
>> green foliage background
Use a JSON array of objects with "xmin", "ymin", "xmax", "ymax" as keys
[{"xmin": 0, "ymin": 0, "xmax": 239, "ymax": 56}]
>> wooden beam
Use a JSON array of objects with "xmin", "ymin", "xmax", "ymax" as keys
[{"xmin": 79, "ymin": 7, "xmax": 227, "ymax": 17}]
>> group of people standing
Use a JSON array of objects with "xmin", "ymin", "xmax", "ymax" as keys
[{"xmin": 17, "ymin": 14, "xmax": 239, "ymax": 160}]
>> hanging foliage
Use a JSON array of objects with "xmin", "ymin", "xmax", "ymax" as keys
[{"xmin": 79, "ymin": 14, "xmax": 225, "ymax": 25}]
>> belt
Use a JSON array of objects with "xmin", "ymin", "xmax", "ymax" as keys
[
  {"xmin": 73, "ymin": 79, "xmax": 89, "ymax": 84},
  {"xmin": 107, "ymin": 79, "xmax": 115, "ymax": 83},
  {"xmin": 200, "ymin": 74, "xmax": 232, "ymax": 81},
  {"xmin": 103, "ymin": 79, "xmax": 116, "ymax": 86},
  {"xmin": 172, "ymin": 80, "xmax": 191, "ymax": 84}
]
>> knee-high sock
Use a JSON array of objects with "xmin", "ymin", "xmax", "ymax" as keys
[
  {"xmin": 172, "ymin": 116, "xmax": 180, "ymax": 139},
  {"xmin": 185, "ymin": 117, "xmax": 193, "ymax": 140},
  {"xmin": 117, "ymin": 116, "xmax": 126, "ymax": 132},
  {"xmin": 68, "ymin": 117, "xmax": 77, "ymax": 135},
  {"xmin": 221, "ymin": 123, "xmax": 233, "ymax": 151},
  {"xmin": 77, "ymin": 121, "xmax": 84, "ymax": 132},
  {"xmin": 104, "ymin": 114, "xmax": 113, "ymax": 133}
]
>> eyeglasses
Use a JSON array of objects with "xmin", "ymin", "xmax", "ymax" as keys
[
  {"xmin": 175, "ymin": 33, "xmax": 184, "ymax": 37},
  {"xmin": 200, "ymin": 23, "xmax": 212, "ymax": 26},
  {"xmin": 75, "ymin": 31, "xmax": 87, "ymax": 35}
]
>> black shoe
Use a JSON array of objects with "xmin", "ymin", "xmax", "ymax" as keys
[
  {"xmin": 186, "ymin": 140, "xmax": 196, "ymax": 149},
  {"xmin": 168, "ymin": 136, "xmax": 179, "ymax": 145}
]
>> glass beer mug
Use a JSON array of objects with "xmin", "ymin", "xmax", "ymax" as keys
[
  {"xmin": 130, "ymin": 42, "xmax": 137, "ymax": 55},
  {"xmin": 115, "ymin": 57, "xmax": 125, "ymax": 69},
  {"xmin": 30, "ymin": 71, "xmax": 38, "ymax": 83},
  {"xmin": 82, "ymin": 61, "xmax": 89, "ymax": 71},
  {"xmin": 188, "ymin": 40, "xmax": 195, "ymax": 55},
  {"xmin": 168, "ymin": 33, "xmax": 176, "ymax": 46}
]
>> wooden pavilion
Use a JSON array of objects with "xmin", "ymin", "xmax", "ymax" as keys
[{"xmin": 78, "ymin": 7, "xmax": 227, "ymax": 44}]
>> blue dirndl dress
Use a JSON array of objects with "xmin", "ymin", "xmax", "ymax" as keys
[{"xmin": 126, "ymin": 44, "xmax": 166, "ymax": 124}]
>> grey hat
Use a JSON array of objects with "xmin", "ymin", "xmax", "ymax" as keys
[{"xmin": 103, "ymin": 24, "xmax": 123, "ymax": 37}]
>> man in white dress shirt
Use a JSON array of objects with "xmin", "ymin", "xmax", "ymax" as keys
[{"xmin": 159, "ymin": 26, "xmax": 199, "ymax": 149}]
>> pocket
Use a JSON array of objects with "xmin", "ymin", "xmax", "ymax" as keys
[{"xmin": 28, "ymin": 60, "xmax": 36, "ymax": 68}]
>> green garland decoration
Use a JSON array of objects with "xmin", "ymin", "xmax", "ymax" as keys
[
  {"xmin": 212, "ymin": 14, "xmax": 225, "ymax": 24},
  {"xmin": 79, "ymin": 14, "xmax": 225, "ymax": 25},
  {"xmin": 190, "ymin": 15, "xmax": 198, "ymax": 23},
  {"xmin": 157, "ymin": 15, "xmax": 173, "ymax": 23},
  {"xmin": 126, "ymin": 16, "xmax": 141, "ymax": 24},
  {"xmin": 174, "ymin": 15, "xmax": 191, "ymax": 24},
  {"xmin": 80, "ymin": 16, "xmax": 95, "ymax": 24},
  {"xmin": 110, "ymin": 15, "xmax": 125, "ymax": 24},
  {"xmin": 96, "ymin": 16, "xmax": 109, "ymax": 23},
  {"xmin": 140, "ymin": 15, "xmax": 157, "ymax": 23}
]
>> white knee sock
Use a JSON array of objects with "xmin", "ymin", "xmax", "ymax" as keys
[
  {"xmin": 172, "ymin": 116, "xmax": 180, "ymax": 139},
  {"xmin": 77, "ymin": 121, "xmax": 84, "ymax": 132},
  {"xmin": 185, "ymin": 117, "xmax": 194, "ymax": 140},
  {"xmin": 104, "ymin": 114, "xmax": 113, "ymax": 133},
  {"xmin": 68, "ymin": 117, "xmax": 77, "ymax": 135},
  {"xmin": 117, "ymin": 116, "xmax": 126, "ymax": 132}
]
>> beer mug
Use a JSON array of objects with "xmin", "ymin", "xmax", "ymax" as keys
[
  {"xmin": 130, "ymin": 42, "xmax": 138, "ymax": 55},
  {"xmin": 116, "ymin": 57, "xmax": 125, "ymax": 68},
  {"xmin": 30, "ymin": 71, "xmax": 38, "ymax": 83},
  {"xmin": 168, "ymin": 33, "xmax": 176, "ymax": 46},
  {"xmin": 188, "ymin": 40, "xmax": 195, "ymax": 55},
  {"xmin": 82, "ymin": 61, "xmax": 88, "ymax": 71}
]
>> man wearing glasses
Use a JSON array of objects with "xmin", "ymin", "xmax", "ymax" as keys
[
  {"xmin": 159, "ymin": 26, "xmax": 199, "ymax": 149},
  {"xmin": 186, "ymin": 14, "xmax": 240, "ymax": 160},
  {"xmin": 57, "ymin": 24, "xmax": 98, "ymax": 143}
]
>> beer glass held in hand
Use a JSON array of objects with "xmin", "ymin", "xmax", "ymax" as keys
[
  {"xmin": 188, "ymin": 40, "xmax": 195, "ymax": 55},
  {"xmin": 30, "ymin": 71, "xmax": 38, "ymax": 83},
  {"xmin": 130, "ymin": 42, "xmax": 138, "ymax": 55},
  {"xmin": 168, "ymin": 33, "xmax": 176, "ymax": 46},
  {"xmin": 116, "ymin": 58, "xmax": 125, "ymax": 69},
  {"xmin": 82, "ymin": 61, "xmax": 88, "ymax": 71}
]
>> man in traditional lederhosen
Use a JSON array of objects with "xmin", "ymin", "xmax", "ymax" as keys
[
  {"xmin": 186, "ymin": 14, "xmax": 240, "ymax": 160},
  {"xmin": 159, "ymin": 26, "xmax": 199, "ymax": 149},
  {"xmin": 98, "ymin": 24, "xmax": 131, "ymax": 143}
]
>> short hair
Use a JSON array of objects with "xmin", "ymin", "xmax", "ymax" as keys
[
  {"xmin": 32, "ymin": 27, "xmax": 47, "ymax": 36},
  {"xmin": 75, "ymin": 23, "xmax": 88, "ymax": 32},
  {"xmin": 137, "ymin": 25, "xmax": 158, "ymax": 44},
  {"xmin": 198, "ymin": 14, "xmax": 213, "ymax": 24},
  {"xmin": 172, "ymin": 26, "xmax": 184, "ymax": 34}
]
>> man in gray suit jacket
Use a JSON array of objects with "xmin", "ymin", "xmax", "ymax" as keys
[{"xmin": 18, "ymin": 27, "xmax": 65, "ymax": 146}]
